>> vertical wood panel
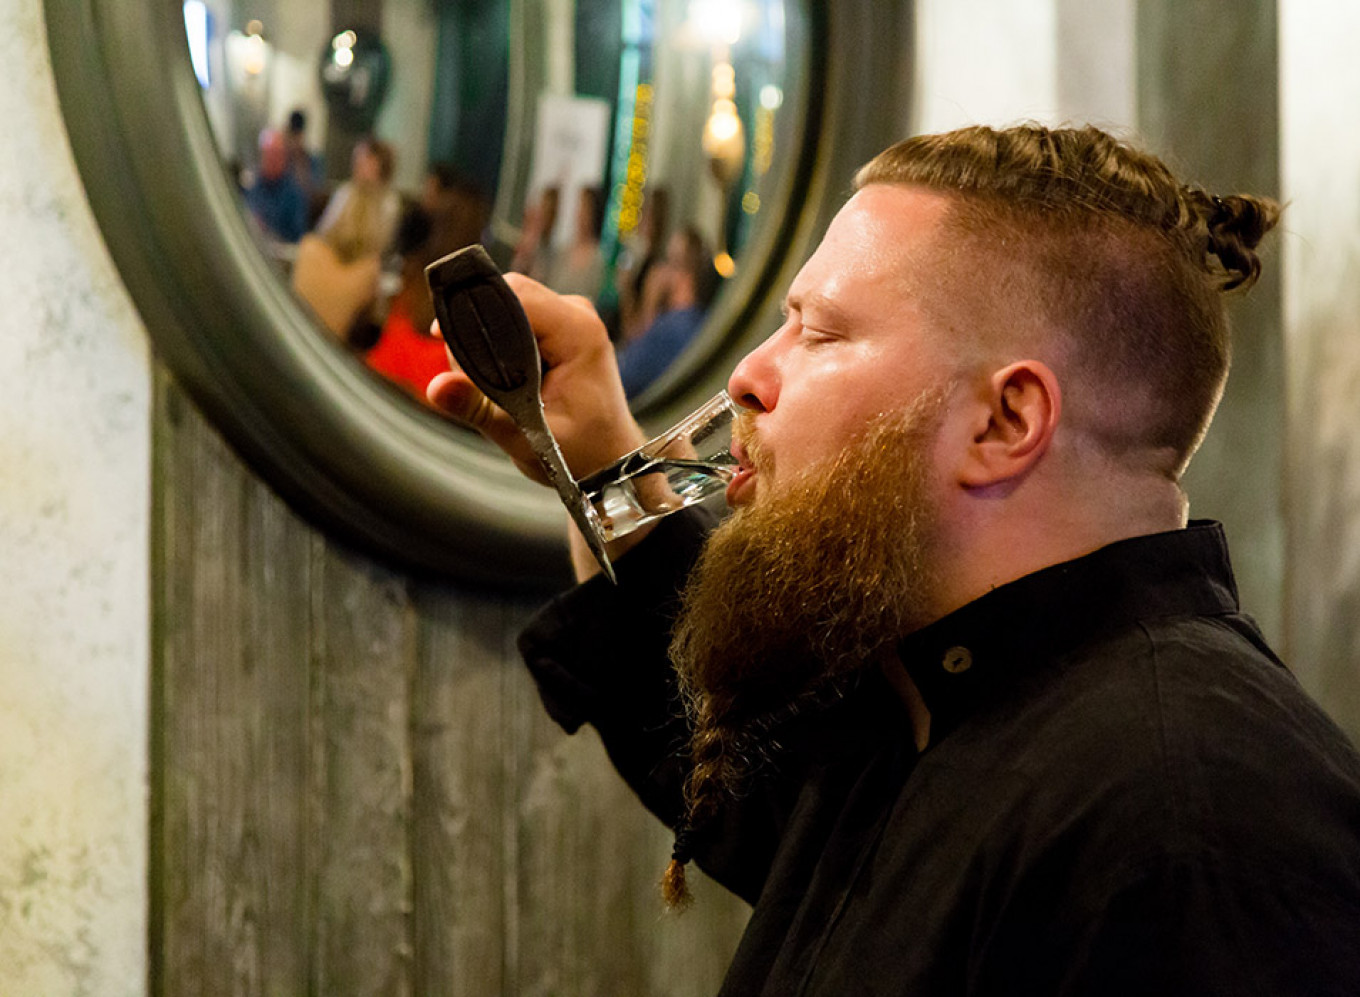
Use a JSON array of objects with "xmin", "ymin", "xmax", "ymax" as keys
[
  {"xmin": 153, "ymin": 372, "xmax": 747, "ymax": 995},
  {"xmin": 504, "ymin": 613, "xmax": 750, "ymax": 997},
  {"xmin": 155, "ymin": 373, "xmax": 316, "ymax": 996},
  {"xmin": 311, "ymin": 546, "xmax": 416, "ymax": 996},
  {"xmin": 413, "ymin": 587, "xmax": 534, "ymax": 995},
  {"xmin": 155, "ymin": 371, "xmax": 236, "ymax": 993},
  {"xmin": 239, "ymin": 468, "xmax": 317, "ymax": 995}
]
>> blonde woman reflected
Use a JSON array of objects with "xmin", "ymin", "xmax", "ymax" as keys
[{"xmin": 291, "ymin": 138, "xmax": 398, "ymax": 348}]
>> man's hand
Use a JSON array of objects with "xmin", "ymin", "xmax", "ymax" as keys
[
  {"xmin": 426, "ymin": 273, "xmax": 655, "ymax": 580},
  {"xmin": 427, "ymin": 273, "xmax": 646, "ymax": 482}
]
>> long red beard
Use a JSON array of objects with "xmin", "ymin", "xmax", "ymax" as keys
[{"xmin": 668, "ymin": 389, "xmax": 950, "ymax": 818}]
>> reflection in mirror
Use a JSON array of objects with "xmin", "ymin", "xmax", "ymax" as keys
[{"xmin": 183, "ymin": 0, "xmax": 799, "ymax": 407}]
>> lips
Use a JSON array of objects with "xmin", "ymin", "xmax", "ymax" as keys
[{"xmin": 726, "ymin": 437, "xmax": 757, "ymax": 507}]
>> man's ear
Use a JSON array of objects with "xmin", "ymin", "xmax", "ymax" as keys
[{"xmin": 954, "ymin": 360, "xmax": 1062, "ymax": 489}]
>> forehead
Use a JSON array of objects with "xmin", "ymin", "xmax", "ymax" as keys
[{"xmin": 789, "ymin": 185, "xmax": 955, "ymax": 307}]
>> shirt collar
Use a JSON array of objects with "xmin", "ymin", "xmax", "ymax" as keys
[{"xmin": 896, "ymin": 520, "xmax": 1240, "ymax": 743}]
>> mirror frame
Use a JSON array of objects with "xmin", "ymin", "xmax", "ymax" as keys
[{"xmin": 47, "ymin": 0, "xmax": 911, "ymax": 588}]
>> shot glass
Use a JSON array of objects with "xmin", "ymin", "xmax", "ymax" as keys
[{"xmin": 578, "ymin": 391, "xmax": 740, "ymax": 542}]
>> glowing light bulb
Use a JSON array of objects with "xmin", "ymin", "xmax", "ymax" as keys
[
  {"xmin": 688, "ymin": 0, "xmax": 742, "ymax": 46},
  {"xmin": 705, "ymin": 100, "xmax": 742, "ymax": 143},
  {"xmin": 712, "ymin": 62, "xmax": 736, "ymax": 100},
  {"xmin": 243, "ymin": 34, "xmax": 267, "ymax": 75}
]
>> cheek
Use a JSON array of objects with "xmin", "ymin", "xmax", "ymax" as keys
[
  {"xmin": 766, "ymin": 411, "xmax": 854, "ymax": 483},
  {"xmin": 765, "ymin": 345, "xmax": 914, "ymax": 470}
]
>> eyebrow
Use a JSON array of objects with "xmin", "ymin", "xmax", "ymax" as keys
[{"xmin": 783, "ymin": 292, "xmax": 857, "ymax": 328}]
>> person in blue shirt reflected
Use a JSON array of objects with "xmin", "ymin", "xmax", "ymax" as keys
[
  {"xmin": 246, "ymin": 127, "xmax": 308, "ymax": 245},
  {"xmin": 616, "ymin": 225, "xmax": 722, "ymax": 399}
]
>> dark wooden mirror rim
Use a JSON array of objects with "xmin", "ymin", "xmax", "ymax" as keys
[{"xmin": 47, "ymin": 0, "xmax": 910, "ymax": 589}]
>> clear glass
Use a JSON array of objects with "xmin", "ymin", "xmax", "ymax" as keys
[{"xmin": 579, "ymin": 391, "xmax": 740, "ymax": 541}]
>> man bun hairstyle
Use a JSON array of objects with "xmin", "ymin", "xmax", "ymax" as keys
[
  {"xmin": 855, "ymin": 124, "xmax": 1280, "ymax": 477},
  {"xmin": 1179, "ymin": 188, "xmax": 1279, "ymax": 291}
]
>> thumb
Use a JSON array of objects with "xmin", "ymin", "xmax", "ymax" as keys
[
  {"xmin": 426, "ymin": 370, "xmax": 491, "ymax": 426},
  {"xmin": 426, "ymin": 371, "xmax": 549, "ymax": 485}
]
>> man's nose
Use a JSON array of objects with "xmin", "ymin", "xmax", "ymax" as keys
[{"xmin": 727, "ymin": 335, "xmax": 778, "ymax": 413}]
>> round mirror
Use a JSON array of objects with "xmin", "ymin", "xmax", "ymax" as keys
[
  {"xmin": 47, "ymin": 0, "xmax": 908, "ymax": 587},
  {"xmin": 189, "ymin": 0, "xmax": 802, "ymax": 406}
]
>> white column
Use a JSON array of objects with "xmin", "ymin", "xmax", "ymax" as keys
[
  {"xmin": 1055, "ymin": 0, "xmax": 1136, "ymax": 131},
  {"xmin": 1281, "ymin": 0, "xmax": 1360, "ymax": 740},
  {"xmin": 912, "ymin": 0, "xmax": 1136, "ymax": 134},
  {"xmin": 0, "ymin": 0, "xmax": 152, "ymax": 993}
]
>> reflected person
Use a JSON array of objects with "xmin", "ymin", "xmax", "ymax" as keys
[
  {"xmin": 284, "ymin": 108, "xmax": 325, "ymax": 225},
  {"xmin": 364, "ymin": 205, "xmax": 446, "ymax": 399},
  {"xmin": 615, "ymin": 186, "xmax": 672, "ymax": 342},
  {"xmin": 314, "ymin": 136, "xmax": 401, "ymax": 261},
  {"xmin": 428, "ymin": 123, "xmax": 1360, "ymax": 995},
  {"xmin": 616, "ymin": 225, "xmax": 722, "ymax": 398},
  {"xmin": 245, "ymin": 127, "xmax": 307, "ymax": 245},
  {"xmin": 367, "ymin": 175, "xmax": 490, "ymax": 401},
  {"xmin": 546, "ymin": 186, "xmax": 607, "ymax": 300},
  {"xmin": 290, "ymin": 173, "xmax": 393, "ymax": 348},
  {"xmin": 368, "ymin": 169, "xmax": 495, "ymax": 399},
  {"xmin": 510, "ymin": 185, "xmax": 561, "ymax": 282}
]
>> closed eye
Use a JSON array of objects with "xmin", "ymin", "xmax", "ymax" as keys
[
  {"xmin": 799, "ymin": 325, "xmax": 840, "ymax": 346},
  {"xmin": 782, "ymin": 297, "xmax": 844, "ymax": 344}
]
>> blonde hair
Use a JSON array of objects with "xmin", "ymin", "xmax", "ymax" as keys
[{"xmin": 321, "ymin": 184, "xmax": 390, "ymax": 264}]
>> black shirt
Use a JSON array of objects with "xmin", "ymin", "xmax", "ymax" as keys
[{"xmin": 519, "ymin": 516, "xmax": 1360, "ymax": 995}]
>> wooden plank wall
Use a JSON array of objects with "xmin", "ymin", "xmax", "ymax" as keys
[{"xmin": 151, "ymin": 372, "xmax": 750, "ymax": 996}]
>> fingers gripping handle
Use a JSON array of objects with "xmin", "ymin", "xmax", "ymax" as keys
[
  {"xmin": 425, "ymin": 245, "xmax": 539, "ymax": 396},
  {"xmin": 425, "ymin": 246, "xmax": 617, "ymax": 583}
]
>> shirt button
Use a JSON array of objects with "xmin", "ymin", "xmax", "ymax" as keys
[{"xmin": 942, "ymin": 646, "xmax": 973, "ymax": 674}]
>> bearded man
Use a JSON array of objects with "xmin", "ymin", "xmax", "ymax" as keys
[{"xmin": 429, "ymin": 124, "xmax": 1360, "ymax": 995}]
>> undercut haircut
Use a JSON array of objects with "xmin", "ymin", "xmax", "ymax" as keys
[{"xmin": 855, "ymin": 124, "xmax": 1280, "ymax": 478}]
